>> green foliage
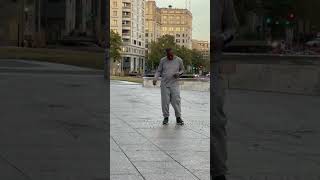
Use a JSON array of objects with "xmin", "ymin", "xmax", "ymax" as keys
[
  {"xmin": 147, "ymin": 35, "xmax": 208, "ymax": 72},
  {"xmin": 176, "ymin": 45, "xmax": 192, "ymax": 66},
  {"xmin": 147, "ymin": 35, "xmax": 176, "ymax": 69},
  {"xmin": 110, "ymin": 31, "xmax": 122, "ymax": 62},
  {"xmin": 191, "ymin": 49, "xmax": 205, "ymax": 73}
]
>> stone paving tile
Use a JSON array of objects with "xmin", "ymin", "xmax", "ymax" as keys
[
  {"xmin": 0, "ymin": 159, "xmax": 27, "ymax": 180},
  {"xmin": 110, "ymin": 174, "xmax": 144, "ymax": 180},
  {"xmin": 133, "ymin": 161, "xmax": 200, "ymax": 180},
  {"xmin": 110, "ymin": 138, "xmax": 142, "ymax": 177}
]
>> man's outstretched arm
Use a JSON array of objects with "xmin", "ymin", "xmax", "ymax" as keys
[
  {"xmin": 154, "ymin": 60, "xmax": 163, "ymax": 80},
  {"xmin": 153, "ymin": 60, "xmax": 163, "ymax": 85},
  {"xmin": 178, "ymin": 59, "xmax": 185, "ymax": 76}
]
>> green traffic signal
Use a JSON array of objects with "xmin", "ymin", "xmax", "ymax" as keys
[{"xmin": 266, "ymin": 17, "xmax": 272, "ymax": 24}]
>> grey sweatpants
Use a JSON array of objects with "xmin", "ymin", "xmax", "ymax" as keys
[{"xmin": 160, "ymin": 85, "xmax": 181, "ymax": 118}]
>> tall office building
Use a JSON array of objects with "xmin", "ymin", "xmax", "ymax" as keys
[
  {"xmin": 159, "ymin": 6, "xmax": 192, "ymax": 49},
  {"xmin": 145, "ymin": 1, "xmax": 193, "ymax": 49},
  {"xmin": 110, "ymin": 0, "xmax": 146, "ymax": 74},
  {"xmin": 192, "ymin": 39, "xmax": 209, "ymax": 61},
  {"xmin": 145, "ymin": 0, "xmax": 161, "ymax": 48}
]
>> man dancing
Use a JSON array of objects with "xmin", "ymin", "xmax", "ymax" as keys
[{"xmin": 153, "ymin": 48, "xmax": 185, "ymax": 125}]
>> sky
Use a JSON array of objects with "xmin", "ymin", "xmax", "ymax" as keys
[{"xmin": 155, "ymin": 0, "xmax": 210, "ymax": 41}]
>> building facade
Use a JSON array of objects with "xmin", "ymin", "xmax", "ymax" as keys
[
  {"xmin": 145, "ymin": 0, "xmax": 161, "ymax": 48},
  {"xmin": 144, "ymin": 1, "xmax": 192, "ymax": 49},
  {"xmin": 192, "ymin": 39, "xmax": 209, "ymax": 61},
  {"xmin": 0, "ymin": 0, "xmax": 20, "ymax": 46},
  {"xmin": 0, "ymin": 0, "xmax": 106, "ymax": 47},
  {"xmin": 110, "ymin": 0, "xmax": 146, "ymax": 74},
  {"xmin": 159, "ymin": 6, "xmax": 192, "ymax": 49}
]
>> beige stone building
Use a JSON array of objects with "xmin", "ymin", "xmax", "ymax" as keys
[
  {"xmin": 160, "ymin": 6, "xmax": 192, "ymax": 49},
  {"xmin": 110, "ymin": 0, "xmax": 146, "ymax": 74},
  {"xmin": 145, "ymin": 0, "xmax": 161, "ymax": 47},
  {"xmin": 192, "ymin": 39, "xmax": 210, "ymax": 60},
  {"xmin": 145, "ymin": 1, "xmax": 193, "ymax": 49}
]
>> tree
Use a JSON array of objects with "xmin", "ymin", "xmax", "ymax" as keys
[
  {"xmin": 176, "ymin": 45, "xmax": 192, "ymax": 67},
  {"xmin": 191, "ymin": 49, "xmax": 205, "ymax": 73},
  {"xmin": 110, "ymin": 31, "xmax": 122, "ymax": 62},
  {"xmin": 147, "ymin": 35, "xmax": 176, "ymax": 70},
  {"xmin": 147, "ymin": 35, "xmax": 207, "ymax": 73}
]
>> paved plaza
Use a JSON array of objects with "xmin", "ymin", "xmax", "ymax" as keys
[
  {"xmin": 110, "ymin": 81, "xmax": 210, "ymax": 180},
  {"xmin": 111, "ymin": 81, "xmax": 320, "ymax": 180},
  {"xmin": 0, "ymin": 60, "xmax": 108, "ymax": 180},
  {"xmin": 1, "ymin": 59, "xmax": 320, "ymax": 180}
]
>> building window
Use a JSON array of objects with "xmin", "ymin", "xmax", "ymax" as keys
[
  {"xmin": 112, "ymin": 20, "xmax": 117, "ymax": 26},
  {"xmin": 139, "ymin": 42, "xmax": 141, "ymax": 46},
  {"xmin": 113, "ymin": 1, "xmax": 117, "ymax": 7},
  {"xmin": 145, "ymin": 33, "xmax": 148, "ymax": 37},
  {"xmin": 134, "ymin": 40, "xmax": 137, "ymax": 45},
  {"xmin": 113, "ymin": 11, "xmax": 117, "ymax": 16}
]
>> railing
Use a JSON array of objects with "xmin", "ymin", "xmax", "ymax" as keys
[
  {"xmin": 122, "ymin": 24, "xmax": 131, "ymax": 27},
  {"xmin": 122, "ymin": 33, "xmax": 130, "ymax": 37}
]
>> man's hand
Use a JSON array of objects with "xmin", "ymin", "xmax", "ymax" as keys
[
  {"xmin": 173, "ymin": 73, "xmax": 180, "ymax": 78},
  {"xmin": 153, "ymin": 79, "xmax": 157, "ymax": 86}
]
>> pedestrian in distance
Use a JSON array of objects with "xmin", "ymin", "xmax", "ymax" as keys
[{"xmin": 153, "ymin": 48, "xmax": 185, "ymax": 125}]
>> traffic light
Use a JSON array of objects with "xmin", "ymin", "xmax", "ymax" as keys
[
  {"xmin": 266, "ymin": 17, "xmax": 272, "ymax": 24},
  {"xmin": 286, "ymin": 12, "xmax": 296, "ymax": 26},
  {"xmin": 285, "ymin": 21, "xmax": 290, "ymax": 25},
  {"xmin": 288, "ymin": 13, "xmax": 295, "ymax": 20}
]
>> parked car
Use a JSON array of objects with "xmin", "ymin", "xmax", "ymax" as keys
[
  {"xmin": 223, "ymin": 41, "xmax": 273, "ymax": 53},
  {"xmin": 306, "ymin": 38, "xmax": 320, "ymax": 47}
]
